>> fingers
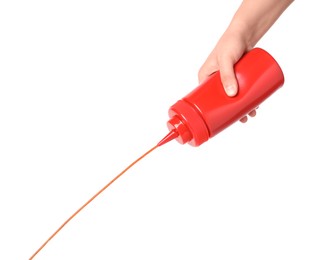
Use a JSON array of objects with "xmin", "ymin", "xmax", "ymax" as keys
[
  {"xmin": 240, "ymin": 108, "xmax": 257, "ymax": 123},
  {"xmin": 240, "ymin": 116, "xmax": 248, "ymax": 123},
  {"xmin": 248, "ymin": 109, "xmax": 257, "ymax": 117}
]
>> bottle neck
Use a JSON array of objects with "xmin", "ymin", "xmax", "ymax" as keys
[{"xmin": 167, "ymin": 99, "xmax": 210, "ymax": 146}]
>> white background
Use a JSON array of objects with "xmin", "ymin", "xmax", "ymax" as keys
[{"xmin": 0, "ymin": 1, "xmax": 329, "ymax": 260}]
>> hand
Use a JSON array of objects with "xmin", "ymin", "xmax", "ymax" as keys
[{"xmin": 198, "ymin": 31, "xmax": 257, "ymax": 123}]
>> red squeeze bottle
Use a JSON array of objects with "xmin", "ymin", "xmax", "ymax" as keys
[{"xmin": 158, "ymin": 47, "xmax": 285, "ymax": 147}]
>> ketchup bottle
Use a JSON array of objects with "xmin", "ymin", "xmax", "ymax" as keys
[{"xmin": 158, "ymin": 48, "xmax": 285, "ymax": 147}]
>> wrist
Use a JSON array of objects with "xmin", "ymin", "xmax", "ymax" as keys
[{"xmin": 225, "ymin": 20, "xmax": 255, "ymax": 50}]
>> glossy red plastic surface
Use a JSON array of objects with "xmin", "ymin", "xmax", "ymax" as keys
[{"xmin": 167, "ymin": 48, "xmax": 285, "ymax": 146}]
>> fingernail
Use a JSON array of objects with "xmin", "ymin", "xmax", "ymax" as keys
[{"xmin": 224, "ymin": 85, "xmax": 237, "ymax": 97}]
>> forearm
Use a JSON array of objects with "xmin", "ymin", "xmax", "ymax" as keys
[{"xmin": 227, "ymin": 0, "xmax": 294, "ymax": 48}]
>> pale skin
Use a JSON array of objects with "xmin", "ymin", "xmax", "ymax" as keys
[{"xmin": 198, "ymin": 0, "xmax": 294, "ymax": 122}]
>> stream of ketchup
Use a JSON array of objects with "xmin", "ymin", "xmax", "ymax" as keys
[{"xmin": 29, "ymin": 132, "xmax": 176, "ymax": 259}]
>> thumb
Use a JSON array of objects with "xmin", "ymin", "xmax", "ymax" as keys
[{"xmin": 219, "ymin": 60, "xmax": 238, "ymax": 97}]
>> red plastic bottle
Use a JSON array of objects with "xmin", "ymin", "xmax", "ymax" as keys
[{"xmin": 158, "ymin": 48, "xmax": 285, "ymax": 147}]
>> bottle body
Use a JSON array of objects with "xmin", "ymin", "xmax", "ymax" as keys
[{"xmin": 167, "ymin": 48, "xmax": 285, "ymax": 146}]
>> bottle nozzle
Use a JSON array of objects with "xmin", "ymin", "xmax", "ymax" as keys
[{"xmin": 157, "ymin": 129, "xmax": 179, "ymax": 147}]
